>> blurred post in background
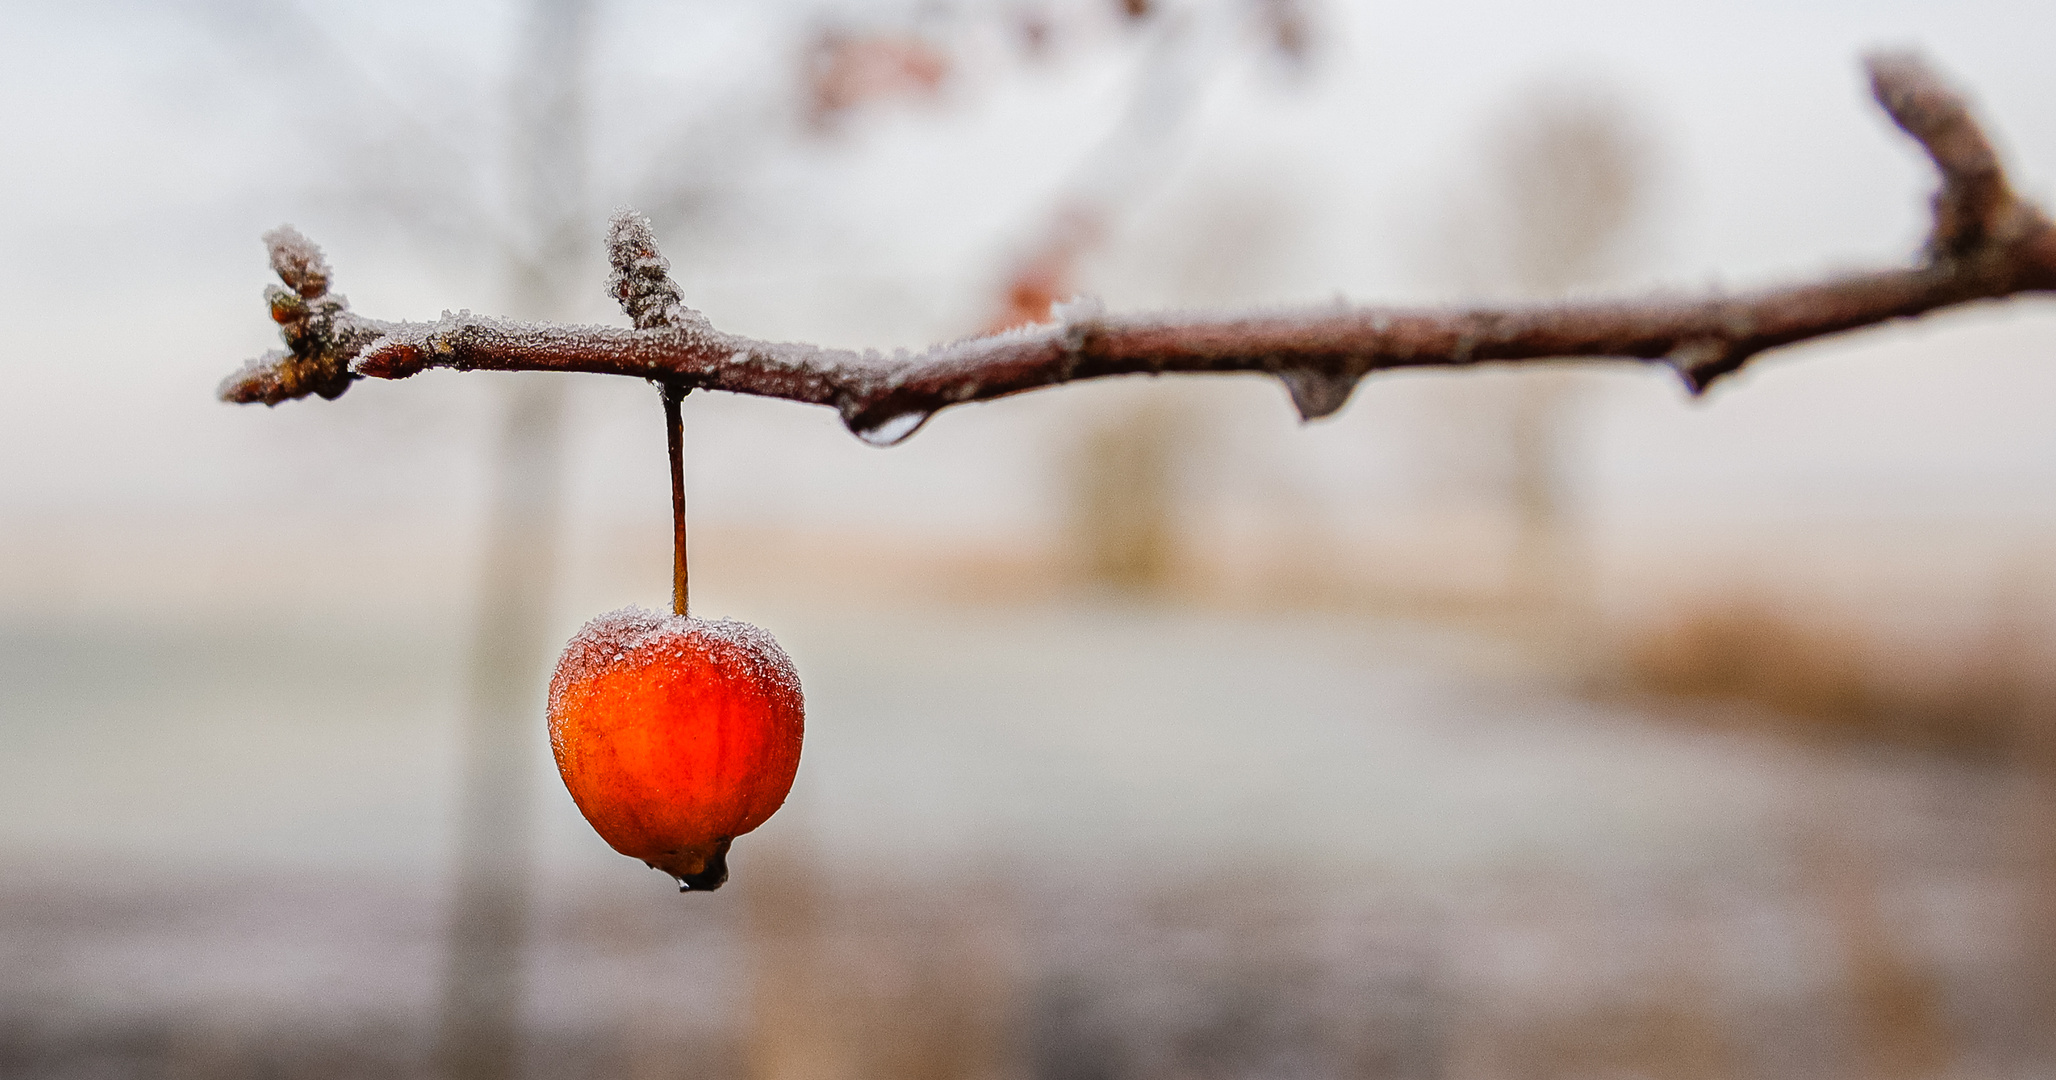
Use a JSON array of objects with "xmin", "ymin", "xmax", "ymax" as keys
[
  {"xmin": 438, "ymin": 2, "xmax": 593, "ymax": 1077},
  {"xmin": 1426, "ymin": 78, "xmax": 1656, "ymax": 623},
  {"xmin": 1490, "ymin": 84, "xmax": 1654, "ymax": 614}
]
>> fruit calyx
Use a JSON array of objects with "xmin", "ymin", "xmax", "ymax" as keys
[{"xmin": 658, "ymin": 838, "xmax": 732, "ymax": 892}]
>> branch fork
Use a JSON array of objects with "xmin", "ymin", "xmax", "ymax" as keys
[{"xmin": 221, "ymin": 53, "xmax": 2056, "ymax": 441}]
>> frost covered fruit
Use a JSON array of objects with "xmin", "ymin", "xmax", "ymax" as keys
[{"xmin": 547, "ymin": 607, "xmax": 804, "ymax": 892}]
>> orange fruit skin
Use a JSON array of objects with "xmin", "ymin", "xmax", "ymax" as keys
[{"xmin": 547, "ymin": 608, "xmax": 803, "ymax": 890}]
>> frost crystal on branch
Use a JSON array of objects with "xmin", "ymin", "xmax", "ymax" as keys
[
  {"xmin": 219, "ymin": 227, "xmax": 381, "ymax": 405},
  {"xmin": 606, "ymin": 210, "xmax": 697, "ymax": 332},
  {"xmin": 265, "ymin": 225, "xmax": 332, "ymax": 299}
]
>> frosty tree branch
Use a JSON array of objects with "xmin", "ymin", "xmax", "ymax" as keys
[{"xmin": 221, "ymin": 52, "xmax": 2056, "ymax": 446}]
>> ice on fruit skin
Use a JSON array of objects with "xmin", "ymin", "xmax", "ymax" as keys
[
  {"xmin": 547, "ymin": 606, "xmax": 802, "ymax": 724},
  {"xmin": 547, "ymin": 606, "xmax": 804, "ymax": 892}
]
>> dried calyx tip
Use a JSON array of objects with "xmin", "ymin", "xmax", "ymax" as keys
[{"xmin": 670, "ymin": 840, "xmax": 732, "ymax": 892}]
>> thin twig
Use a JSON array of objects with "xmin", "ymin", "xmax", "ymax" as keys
[
  {"xmin": 221, "ymin": 53, "xmax": 2056, "ymax": 446},
  {"xmin": 662, "ymin": 380, "xmax": 689, "ymax": 618}
]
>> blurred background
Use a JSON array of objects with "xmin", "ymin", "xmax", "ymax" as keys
[{"xmin": 6, "ymin": 0, "xmax": 2056, "ymax": 1077}]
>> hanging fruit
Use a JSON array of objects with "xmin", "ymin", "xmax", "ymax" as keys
[{"xmin": 546, "ymin": 382, "xmax": 803, "ymax": 892}]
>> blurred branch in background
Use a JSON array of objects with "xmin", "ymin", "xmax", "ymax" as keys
[
  {"xmin": 984, "ymin": 2, "xmax": 1225, "ymax": 335},
  {"xmin": 437, "ymin": 2, "xmax": 593, "ymax": 1078},
  {"xmin": 975, "ymin": 3, "xmax": 1242, "ymax": 592},
  {"xmin": 1422, "ymin": 77, "xmax": 1659, "ymax": 617},
  {"xmin": 803, "ymin": 26, "xmax": 950, "ymax": 134}
]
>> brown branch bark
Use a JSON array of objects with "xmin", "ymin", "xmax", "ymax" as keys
[{"xmin": 221, "ymin": 52, "xmax": 2056, "ymax": 446}]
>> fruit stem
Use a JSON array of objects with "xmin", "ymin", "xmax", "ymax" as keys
[{"xmin": 662, "ymin": 381, "xmax": 689, "ymax": 618}]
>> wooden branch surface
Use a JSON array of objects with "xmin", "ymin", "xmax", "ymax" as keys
[{"xmin": 221, "ymin": 52, "xmax": 2056, "ymax": 445}]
